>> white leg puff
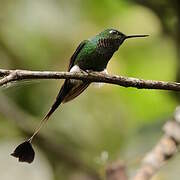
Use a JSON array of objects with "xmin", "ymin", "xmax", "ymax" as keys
[{"xmin": 69, "ymin": 65, "xmax": 83, "ymax": 84}]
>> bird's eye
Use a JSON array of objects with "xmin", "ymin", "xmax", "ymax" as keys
[{"xmin": 109, "ymin": 30, "xmax": 118, "ymax": 35}]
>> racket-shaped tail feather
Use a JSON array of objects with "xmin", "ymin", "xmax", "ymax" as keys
[{"xmin": 11, "ymin": 80, "xmax": 89, "ymax": 163}]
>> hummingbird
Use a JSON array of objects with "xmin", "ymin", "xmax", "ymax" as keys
[{"xmin": 11, "ymin": 28, "xmax": 148, "ymax": 163}]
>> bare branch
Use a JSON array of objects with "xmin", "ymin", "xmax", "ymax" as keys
[
  {"xmin": 0, "ymin": 69, "xmax": 13, "ymax": 76},
  {"xmin": 133, "ymin": 107, "xmax": 180, "ymax": 180},
  {"xmin": 1, "ymin": 69, "xmax": 180, "ymax": 91},
  {"xmin": 0, "ymin": 72, "xmax": 18, "ymax": 86}
]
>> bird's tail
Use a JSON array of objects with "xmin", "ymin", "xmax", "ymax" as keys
[
  {"xmin": 28, "ymin": 82, "xmax": 67, "ymax": 142},
  {"xmin": 11, "ymin": 80, "xmax": 89, "ymax": 163},
  {"xmin": 10, "ymin": 85, "xmax": 66, "ymax": 163},
  {"xmin": 28, "ymin": 80, "xmax": 89, "ymax": 142}
]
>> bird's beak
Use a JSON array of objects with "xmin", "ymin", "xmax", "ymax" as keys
[{"xmin": 125, "ymin": 34, "xmax": 149, "ymax": 40}]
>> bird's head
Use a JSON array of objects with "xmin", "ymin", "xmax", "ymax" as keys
[{"xmin": 97, "ymin": 28, "xmax": 148, "ymax": 51}]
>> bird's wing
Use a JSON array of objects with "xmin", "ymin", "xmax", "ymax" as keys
[
  {"xmin": 68, "ymin": 40, "xmax": 88, "ymax": 71},
  {"xmin": 62, "ymin": 81, "xmax": 89, "ymax": 103}
]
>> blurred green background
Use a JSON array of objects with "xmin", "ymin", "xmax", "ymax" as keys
[{"xmin": 0, "ymin": 0, "xmax": 180, "ymax": 179}]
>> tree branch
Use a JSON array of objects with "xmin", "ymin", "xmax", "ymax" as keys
[
  {"xmin": 133, "ymin": 107, "xmax": 180, "ymax": 180},
  {"xmin": 1, "ymin": 69, "xmax": 180, "ymax": 91}
]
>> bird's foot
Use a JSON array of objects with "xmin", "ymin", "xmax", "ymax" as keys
[
  {"xmin": 86, "ymin": 69, "xmax": 108, "ymax": 76},
  {"xmin": 99, "ymin": 69, "xmax": 108, "ymax": 75},
  {"xmin": 80, "ymin": 69, "xmax": 89, "ymax": 75}
]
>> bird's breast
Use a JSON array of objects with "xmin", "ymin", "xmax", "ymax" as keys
[{"xmin": 75, "ymin": 41, "xmax": 115, "ymax": 71}]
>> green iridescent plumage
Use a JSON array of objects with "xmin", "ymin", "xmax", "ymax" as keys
[
  {"xmin": 74, "ymin": 29, "xmax": 125, "ymax": 71},
  {"xmin": 12, "ymin": 28, "xmax": 148, "ymax": 163}
]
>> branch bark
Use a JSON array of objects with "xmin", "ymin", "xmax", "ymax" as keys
[
  {"xmin": 133, "ymin": 107, "xmax": 180, "ymax": 180},
  {"xmin": 1, "ymin": 69, "xmax": 180, "ymax": 91}
]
